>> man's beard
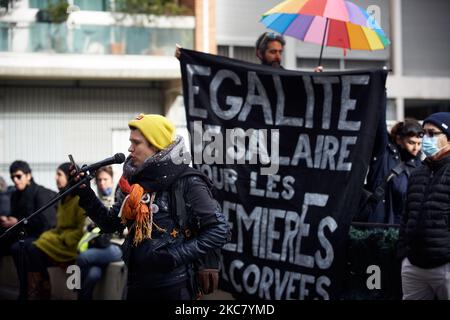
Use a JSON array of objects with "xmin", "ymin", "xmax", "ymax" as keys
[{"xmin": 262, "ymin": 59, "xmax": 282, "ymax": 68}]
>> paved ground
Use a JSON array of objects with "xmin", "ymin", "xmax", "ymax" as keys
[{"xmin": 200, "ymin": 289, "xmax": 235, "ymax": 300}]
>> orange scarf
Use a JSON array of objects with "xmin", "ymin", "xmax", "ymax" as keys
[{"xmin": 120, "ymin": 184, "xmax": 165, "ymax": 246}]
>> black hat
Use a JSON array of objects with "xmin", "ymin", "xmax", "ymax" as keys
[{"xmin": 423, "ymin": 112, "xmax": 450, "ymax": 138}]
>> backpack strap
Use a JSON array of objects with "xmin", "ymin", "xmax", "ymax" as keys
[
  {"xmin": 171, "ymin": 179, "xmax": 187, "ymax": 229},
  {"xmin": 371, "ymin": 162, "xmax": 407, "ymax": 202},
  {"xmin": 356, "ymin": 162, "xmax": 408, "ymax": 222},
  {"xmin": 169, "ymin": 168, "xmax": 220, "ymax": 298},
  {"xmin": 170, "ymin": 168, "xmax": 212, "ymax": 231}
]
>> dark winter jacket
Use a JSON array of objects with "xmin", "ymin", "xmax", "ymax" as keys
[
  {"xmin": 10, "ymin": 180, "xmax": 57, "ymax": 237},
  {"xmin": 0, "ymin": 186, "xmax": 14, "ymax": 216},
  {"xmin": 397, "ymin": 154, "xmax": 450, "ymax": 269},
  {"xmin": 77, "ymin": 155, "xmax": 229, "ymax": 289},
  {"xmin": 366, "ymin": 139, "xmax": 422, "ymax": 224}
]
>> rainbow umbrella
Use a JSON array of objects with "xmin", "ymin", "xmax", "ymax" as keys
[{"xmin": 261, "ymin": 0, "xmax": 390, "ymax": 66}]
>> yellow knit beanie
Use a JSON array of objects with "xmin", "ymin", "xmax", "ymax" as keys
[{"xmin": 128, "ymin": 114, "xmax": 175, "ymax": 150}]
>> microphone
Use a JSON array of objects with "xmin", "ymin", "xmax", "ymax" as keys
[{"xmin": 80, "ymin": 153, "xmax": 126, "ymax": 173}]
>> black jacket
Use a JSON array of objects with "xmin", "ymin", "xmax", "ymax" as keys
[
  {"xmin": 366, "ymin": 139, "xmax": 422, "ymax": 224},
  {"xmin": 10, "ymin": 181, "xmax": 57, "ymax": 237},
  {"xmin": 0, "ymin": 186, "xmax": 14, "ymax": 216},
  {"xmin": 397, "ymin": 154, "xmax": 450, "ymax": 269},
  {"xmin": 77, "ymin": 164, "xmax": 229, "ymax": 289}
]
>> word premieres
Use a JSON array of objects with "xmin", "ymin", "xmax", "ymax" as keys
[{"xmin": 220, "ymin": 192, "xmax": 336, "ymax": 300}]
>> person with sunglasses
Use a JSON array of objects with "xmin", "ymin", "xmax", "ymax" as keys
[
  {"xmin": 0, "ymin": 160, "xmax": 56, "ymax": 299},
  {"xmin": 398, "ymin": 112, "xmax": 450, "ymax": 300},
  {"xmin": 255, "ymin": 32, "xmax": 286, "ymax": 68},
  {"xmin": 255, "ymin": 32, "xmax": 323, "ymax": 71},
  {"xmin": 174, "ymin": 33, "xmax": 286, "ymax": 68},
  {"xmin": 364, "ymin": 119, "xmax": 424, "ymax": 225}
]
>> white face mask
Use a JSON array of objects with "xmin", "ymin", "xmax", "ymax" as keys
[{"xmin": 422, "ymin": 136, "xmax": 441, "ymax": 157}]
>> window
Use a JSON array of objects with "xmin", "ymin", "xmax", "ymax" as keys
[
  {"xmin": 0, "ymin": 23, "xmax": 8, "ymax": 51},
  {"xmin": 29, "ymin": 0, "xmax": 57, "ymax": 9},
  {"xmin": 386, "ymin": 99, "xmax": 397, "ymax": 121},
  {"xmin": 345, "ymin": 60, "xmax": 389, "ymax": 70},
  {"xmin": 74, "ymin": 0, "xmax": 108, "ymax": 11},
  {"xmin": 216, "ymin": 45, "xmax": 258, "ymax": 64},
  {"xmin": 217, "ymin": 45, "xmax": 229, "ymax": 57},
  {"xmin": 234, "ymin": 46, "xmax": 258, "ymax": 64},
  {"xmin": 297, "ymin": 58, "xmax": 340, "ymax": 71},
  {"xmin": 405, "ymin": 99, "xmax": 450, "ymax": 120},
  {"xmin": 297, "ymin": 58, "xmax": 388, "ymax": 71},
  {"xmin": 30, "ymin": 0, "xmax": 108, "ymax": 11}
]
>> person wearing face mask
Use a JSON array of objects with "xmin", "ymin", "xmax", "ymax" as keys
[
  {"xmin": 398, "ymin": 112, "xmax": 450, "ymax": 300},
  {"xmin": 75, "ymin": 165, "xmax": 123, "ymax": 300},
  {"xmin": 365, "ymin": 119, "xmax": 424, "ymax": 224},
  {"xmin": 0, "ymin": 160, "xmax": 56, "ymax": 299},
  {"xmin": 94, "ymin": 166, "xmax": 115, "ymax": 208}
]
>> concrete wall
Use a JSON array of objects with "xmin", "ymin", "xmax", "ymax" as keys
[
  {"xmin": 402, "ymin": 0, "xmax": 450, "ymax": 77},
  {"xmin": 0, "ymin": 80, "xmax": 163, "ymax": 190}
]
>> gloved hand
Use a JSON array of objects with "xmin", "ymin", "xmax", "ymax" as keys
[
  {"xmin": 147, "ymin": 249, "xmax": 176, "ymax": 273},
  {"xmin": 197, "ymin": 269, "xmax": 219, "ymax": 295},
  {"xmin": 69, "ymin": 165, "xmax": 92, "ymax": 198}
]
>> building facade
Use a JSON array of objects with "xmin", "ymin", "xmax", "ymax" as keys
[{"xmin": 0, "ymin": 0, "xmax": 206, "ymax": 189}]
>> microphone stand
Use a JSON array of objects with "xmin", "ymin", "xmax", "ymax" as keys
[{"xmin": 0, "ymin": 174, "xmax": 95, "ymax": 300}]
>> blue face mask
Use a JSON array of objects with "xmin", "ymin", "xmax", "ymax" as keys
[
  {"xmin": 100, "ymin": 187, "xmax": 113, "ymax": 196},
  {"xmin": 422, "ymin": 136, "xmax": 440, "ymax": 157}
]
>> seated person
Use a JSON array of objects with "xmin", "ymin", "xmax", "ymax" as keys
[
  {"xmin": 26, "ymin": 162, "xmax": 86, "ymax": 300},
  {"xmin": 76, "ymin": 165, "xmax": 123, "ymax": 300},
  {"xmin": 0, "ymin": 160, "xmax": 56, "ymax": 300}
]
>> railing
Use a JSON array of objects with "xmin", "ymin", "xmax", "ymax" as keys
[{"xmin": 0, "ymin": 21, "xmax": 194, "ymax": 55}]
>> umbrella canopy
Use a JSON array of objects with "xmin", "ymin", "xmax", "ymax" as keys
[{"xmin": 261, "ymin": 0, "xmax": 390, "ymax": 64}]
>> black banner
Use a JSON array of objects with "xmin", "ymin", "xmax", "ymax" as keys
[{"xmin": 179, "ymin": 49, "xmax": 387, "ymax": 300}]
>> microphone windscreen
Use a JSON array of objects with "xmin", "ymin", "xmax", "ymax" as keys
[{"xmin": 115, "ymin": 153, "xmax": 126, "ymax": 164}]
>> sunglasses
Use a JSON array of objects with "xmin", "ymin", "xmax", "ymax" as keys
[
  {"xmin": 423, "ymin": 129, "xmax": 445, "ymax": 138},
  {"xmin": 258, "ymin": 32, "xmax": 285, "ymax": 50},
  {"xmin": 264, "ymin": 32, "xmax": 279, "ymax": 40},
  {"xmin": 10, "ymin": 174, "xmax": 23, "ymax": 181}
]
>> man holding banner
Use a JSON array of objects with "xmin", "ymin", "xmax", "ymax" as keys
[
  {"xmin": 254, "ymin": 32, "xmax": 324, "ymax": 72},
  {"xmin": 255, "ymin": 32, "xmax": 286, "ymax": 69},
  {"xmin": 178, "ymin": 47, "xmax": 388, "ymax": 300}
]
